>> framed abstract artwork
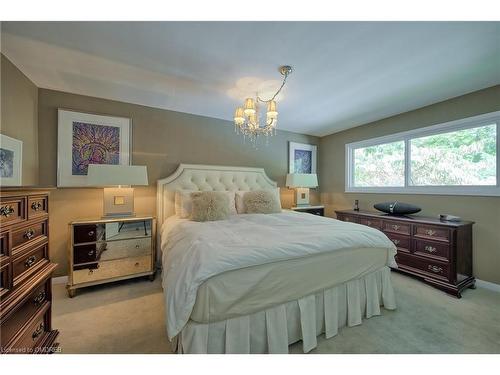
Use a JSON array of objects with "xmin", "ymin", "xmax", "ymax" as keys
[
  {"xmin": 0, "ymin": 134, "xmax": 22, "ymax": 186},
  {"xmin": 57, "ymin": 109, "xmax": 131, "ymax": 187},
  {"xmin": 289, "ymin": 141, "xmax": 317, "ymax": 174}
]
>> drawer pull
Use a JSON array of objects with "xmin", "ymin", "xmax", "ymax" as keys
[
  {"xmin": 31, "ymin": 201, "xmax": 43, "ymax": 211},
  {"xmin": 135, "ymin": 262, "xmax": 140, "ymax": 266},
  {"xmin": 427, "ymin": 265, "xmax": 443, "ymax": 273},
  {"xmin": 392, "ymin": 224, "xmax": 400, "ymax": 231},
  {"xmin": 32, "ymin": 323, "xmax": 45, "ymax": 341},
  {"xmin": 88, "ymin": 230, "xmax": 95, "ymax": 237},
  {"xmin": 0, "ymin": 205, "xmax": 15, "ymax": 217},
  {"xmin": 425, "ymin": 245, "xmax": 437, "ymax": 253},
  {"xmin": 88, "ymin": 250, "xmax": 94, "ymax": 256},
  {"xmin": 135, "ymin": 244, "xmax": 140, "ymax": 249},
  {"xmin": 24, "ymin": 228, "xmax": 36, "ymax": 240},
  {"xmin": 25, "ymin": 255, "xmax": 37, "ymax": 268},
  {"xmin": 392, "ymin": 239, "xmax": 400, "ymax": 245},
  {"xmin": 33, "ymin": 291, "xmax": 46, "ymax": 306},
  {"xmin": 425, "ymin": 229, "xmax": 436, "ymax": 236}
]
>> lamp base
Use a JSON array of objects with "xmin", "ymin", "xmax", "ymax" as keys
[
  {"xmin": 103, "ymin": 187, "xmax": 135, "ymax": 217},
  {"xmin": 294, "ymin": 187, "xmax": 310, "ymax": 207}
]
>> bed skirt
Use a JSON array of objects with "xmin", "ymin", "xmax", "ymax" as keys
[{"xmin": 172, "ymin": 266, "xmax": 396, "ymax": 354}]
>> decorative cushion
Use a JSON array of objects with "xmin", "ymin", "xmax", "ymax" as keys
[
  {"xmin": 176, "ymin": 190, "xmax": 236, "ymax": 218},
  {"xmin": 243, "ymin": 189, "xmax": 282, "ymax": 214},
  {"xmin": 190, "ymin": 191, "xmax": 230, "ymax": 222}
]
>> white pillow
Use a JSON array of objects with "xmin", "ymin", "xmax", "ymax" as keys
[
  {"xmin": 236, "ymin": 188, "xmax": 281, "ymax": 214},
  {"xmin": 175, "ymin": 190, "xmax": 236, "ymax": 218}
]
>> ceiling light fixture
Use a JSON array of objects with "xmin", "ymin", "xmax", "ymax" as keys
[{"xmin": 234, "ymin": 65, "xmax": 292, "ymax": 146}]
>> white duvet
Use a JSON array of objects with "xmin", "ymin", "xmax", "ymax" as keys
[{"xmin": 161, "ymin": 210, "xmax": 397, "ymax": 339}]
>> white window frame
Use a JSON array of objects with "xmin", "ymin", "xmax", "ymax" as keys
[{"xmin": 345, "ymin": 111, "xmax": 500, "ymax": 196}]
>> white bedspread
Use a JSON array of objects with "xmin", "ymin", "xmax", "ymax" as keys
[{"xmin": 161, "ymin": 211, "xmax": 397, "ymax": 339}]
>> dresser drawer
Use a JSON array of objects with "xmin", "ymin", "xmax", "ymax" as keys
[
  {"xmin": 414, "ymin": 239, "xmax": 450, "ymax": 261},
  {"xmin": 12, "ymin": 244, "xmax": 49, "ymax": 287},
  {"xmin": 72, "ymin": 255, "xmax": 152, "ymax": 285},
  {"xmin": 385, "ymin": 232, "xmax": 411, "ymax": 253},
  {"xmin": 359, "ymin": 217, "xmax": 382, "ymax": 230},
  {"xmin": 0, "ymin": 197, "xmax": 26, "ymax": 226},
  {"xmin": 1, "ymin": 279, "xmax": 49, "ymax": 347},
  {"xmin": 7, "ymin": 303, "xmax": 50, "ymax": 353},
  {"xmin": 100, "ymin": 237, "xmax": 152, "ymax": 261},
  {"xmin": 414, "ymin": 224, "xmax": 450, "ymax": 242},
  {"xmin": 383, "ymin": 220, "xmax": 411, "ymax": 235},
  {"xmin": 73, "ymin": 244, "xmax": 100, "ymax": 265},
  {"xmin": 11, "ymin": 220, "xmax": 48, "ymax": 253},
  {"xmin": 396, "ymin": 252, "xmax": 450, "ymax": 281},
  {"xmin": 0, "ymin": 263, "xmax": 11, "ymax": 297},
  {"xmin": 0, "ymin": 231, "xmax": 9, "ymax": 258},
  {"xmin": 73, "ymin": 224, "xmax": 104, "ymax": 244},
  {"xmin": 27, "ymin": 195, "xmax": 48, "ymax": 219},
  {"xmin": 337, "ymin": 214, "xmax": 358, "ymax": 223}
]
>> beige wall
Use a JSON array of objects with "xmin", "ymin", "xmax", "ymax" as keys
[
  {"xmin": 37, "ymin": 88, "xmax": 319, "ymax": 276},
  {"xmin": 0, "ymin": 54, "xmax": 39, "ymax": 185},
  {"xmin": 319, "ymin": 85, "xmax": 500, "ymax": 284}
]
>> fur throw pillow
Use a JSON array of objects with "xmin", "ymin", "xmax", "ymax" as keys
[
  {"xmin": 190, "ymin": 191, "xmax": 230, "ymax": 222},
  {"xmin": 243, "ymin": 190, "xmax": 282, "ymax": 214}
]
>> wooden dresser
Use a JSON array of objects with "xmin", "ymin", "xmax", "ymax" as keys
[
  {"xmin": 335, "ymin": 210, "xmax": 475, "ymax": 298},
  {"xmin": 0, "ymin": 189, "xmax": 59, "ymax": 354}
]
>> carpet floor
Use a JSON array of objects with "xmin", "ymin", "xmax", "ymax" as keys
[{"xmin": 52, "ymin": 272, "xmax": 500, "ymax": 354}]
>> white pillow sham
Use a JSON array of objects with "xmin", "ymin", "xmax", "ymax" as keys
[
  {"xmin": 235, "ymin": 188, "xmax": 281, "ymax": 214},
  {"xmin": 175, "ymin": 190, "xmax": 237, "ymax": 218}
]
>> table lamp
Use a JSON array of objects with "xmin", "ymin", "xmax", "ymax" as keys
[
  {"xmin": 87, "ymin": 164, "xmax": 148, "ymax": 217},
  {"xmin": 285, "ymin": 173, "xmax": 318, "ymax": 207}
]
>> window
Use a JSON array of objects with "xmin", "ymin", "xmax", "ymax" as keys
[{"xmin": 345, "ymin": 111, "xmax": 500, "ymax": 196}]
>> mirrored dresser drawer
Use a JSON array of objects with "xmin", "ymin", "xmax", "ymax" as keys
[{"xmin": 67, "ymin": 216, "xmax": 156, "ymax": 298}]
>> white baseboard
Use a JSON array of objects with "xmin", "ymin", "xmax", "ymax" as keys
[
  {"xmin": 475, "ymin": 279, "xmax": 500, "ymax": 293},
  {"xmin": 52, "ymin": 276, "xmax": 68, "ymax": 285}
]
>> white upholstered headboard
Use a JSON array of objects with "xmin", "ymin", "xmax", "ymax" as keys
[{"xmin": 156, "ymin": 164, "xmax": 277, "ymax": 244}]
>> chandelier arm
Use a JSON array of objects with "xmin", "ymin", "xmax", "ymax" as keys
[{"xmin": 256, "ymin": 72, "xmax": 289, "ymax": 103}]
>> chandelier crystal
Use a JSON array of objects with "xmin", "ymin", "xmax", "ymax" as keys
[{"xmin": 234, "ymin": 65, "xmax": 292, "ymax": 146}]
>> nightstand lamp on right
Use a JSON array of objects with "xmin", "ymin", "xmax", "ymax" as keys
[{"xmin": 286, "ymin": 173, "xmax": 318, "ymax": 207}]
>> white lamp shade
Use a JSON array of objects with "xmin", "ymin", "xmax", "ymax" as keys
[
  {"xmin": 285, "ymin": 173, "xmax": 318, "ymax": 188},
  {"xmin": 87, "ymin": 164, "xmax": 148, "ymax": 186}
]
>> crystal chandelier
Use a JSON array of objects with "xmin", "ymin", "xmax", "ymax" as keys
[{"xmin": 234, "ymin": 65, "xmax": 292, "ymax": 145}]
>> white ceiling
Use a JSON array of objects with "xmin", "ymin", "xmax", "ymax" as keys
[{"xmin": 1, "ymin": 22, "xmax": 499, "ymax": 136}]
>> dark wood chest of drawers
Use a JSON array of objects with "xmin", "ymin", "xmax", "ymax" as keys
[
  {"xmin": 335, "ymin": 210, "xmax": 475, "ymax": 298},
  {"xmin": 1, "ymin": 189, "xmax": 59, "ymax": 353}
]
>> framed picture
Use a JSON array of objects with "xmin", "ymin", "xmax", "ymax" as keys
[
  {"xmin": 289, "ymin": 141, "xmax": 317, "ymax": 174},
  {"xmin": 0, "ymin": 134, "xmax": 23, "ymax": 186},
  {"xmin": 57, "ymin": 109, "xmax": 132, "ymax": 187}
]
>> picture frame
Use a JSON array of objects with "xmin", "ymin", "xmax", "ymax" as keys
[
  {"xmin": 289, "ymin": 141, "xmax": 317, "ymax": 174},
  {"xmin": 0, "ymin": 134, "xmax": 23, "ymax": 186},
  {"xmin": 57, "ymin": 109, "xmax": 132, "ymax": 187}
]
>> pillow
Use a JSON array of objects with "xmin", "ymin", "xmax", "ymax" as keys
[
  {"xmin": 242, "ymin": 189, "xmax": 282, "ymax": 214},
  {"xmin": 176, "ymin": 190, "xmax": 237, "ymax": 218},
  {"xmin": 190, "ymin": 191, "xmax": 230, "ymax": 222}
]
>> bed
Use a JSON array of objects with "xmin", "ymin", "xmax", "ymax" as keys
[{"xmin": 157, "ymin": 164, "xmax": 397, "ymax": 354}]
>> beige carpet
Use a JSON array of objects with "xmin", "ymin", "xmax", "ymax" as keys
[{"xmin": 52, "ymin": 272, "xmax": 500, "ymax": 354}]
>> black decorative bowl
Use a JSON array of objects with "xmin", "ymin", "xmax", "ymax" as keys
[{"xmin": 374, "ymin": 201, "xmax": 421, "ymax": 215}]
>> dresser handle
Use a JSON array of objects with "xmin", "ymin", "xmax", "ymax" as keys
[
  {"xmin": 25, "ymin": 255, "xmax": 37, "ymax": 268},
  {"xmin": 135, "ymin": 262, "xmax": 140, "ymax": 266},
  {"xmin": 88, "ymin": 230, "xmax": 95, "ymax": 237},
  {"xmin": 88, "ymin": 250, "xmax": 94, "ymax": 256},
  {"xmin": 0, "ymin": 205, "xmax": 15, "ymax": 217},
  {"xmin": 425, "ymin": 229, "xmax": 436, "ymax": 236},
  {"xmin": 425, "ymin": 245, "xmax": 437, "ymax": 253},
  {"xmin": 32, "ymin": 323, "xmax": 45, "ymax": 341},
  {"xmin": 135, "ymin": 244, "xmax": 140, "ymax": 249},
  {"xmin": 427, "ymin": 265, "xmax": 442, "ymax": 273},
  {"xmin": 33, "ymin": 291, "xmax": 46, "ymax": 306},
  {"xmin": 24, "ymin": 228, "xmax": 35, "ymax": 240},
  {"xmin": 392, "ymin": 239, "xmax": 400, "ymax": 245},
  {"xmin": 392, "ymin": 224, "xmax": 400, "ymax": 231},
  {"xmin": 31, "ymin": 201, "xmax": 43, "ymax": 211}
]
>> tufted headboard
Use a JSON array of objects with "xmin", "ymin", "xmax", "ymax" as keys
[{"xmin": 156, "ymin": 164, "xmax": 277, "ymax": 244}]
